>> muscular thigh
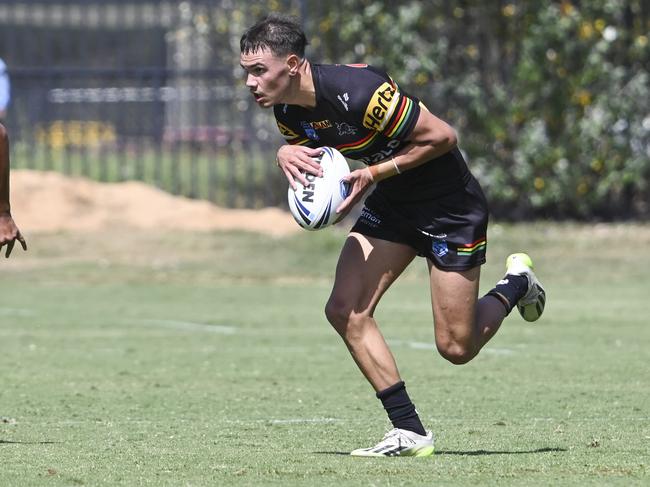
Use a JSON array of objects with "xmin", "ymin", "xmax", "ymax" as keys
[
  {"xmin": 328, "ymin": 233, "xmax": 417, "ymax": 315},
  {"xmin": 428, "ymin": 260, "xmax": 480, "ymax": 344}
]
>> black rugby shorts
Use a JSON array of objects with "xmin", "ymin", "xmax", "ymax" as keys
[{"xmin": 351, "ymin": 176, "xmax": 489, "ymax": 271}]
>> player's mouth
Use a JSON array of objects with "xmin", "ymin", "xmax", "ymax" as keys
[{"xmin": 252, "ymin": 92, "xmax": 265, "ymax": 103}]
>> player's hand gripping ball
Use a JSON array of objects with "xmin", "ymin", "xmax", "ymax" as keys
[{"xmin": 287, "ymin": 147, "xmax": 351, "ymax": 230}]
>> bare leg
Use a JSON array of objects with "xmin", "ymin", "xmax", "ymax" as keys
[
  {"xmin": 428, "ymin": 261, "xmax": 508, "ymax": 364},
  {"xmin": 325, "ymin": 233, "xmax": 417, "ymax": 391}
]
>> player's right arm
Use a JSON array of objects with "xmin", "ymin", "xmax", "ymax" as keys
[
  {"xmin": 0, "ymin": 123, "xmax": 27, "ymax": 258},
  {"xmin": 272, "ymin": 116, "xmax": 323, "ymax": 190},
  {"xmin": 276, "ymin": 144, "xmax": 323, "ymax": 190}
]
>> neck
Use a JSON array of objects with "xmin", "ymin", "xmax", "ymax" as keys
[{"xmin": 287, "ymin": 59, "xmax": 315, "ymax": 108}]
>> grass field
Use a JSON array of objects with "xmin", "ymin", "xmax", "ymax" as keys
[{"xmin": 1, "ymin": 223, "xmax": 649, "ymax": 486}]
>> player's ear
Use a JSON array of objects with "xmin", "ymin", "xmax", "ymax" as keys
[{"xmin": 287, "ymin": 54, "xmax": 301, "ymax": 77}]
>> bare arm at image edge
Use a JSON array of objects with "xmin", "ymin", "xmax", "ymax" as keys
[{"xmin": 0, "ymin": 123, "xmax": 27, "ymax": 258}]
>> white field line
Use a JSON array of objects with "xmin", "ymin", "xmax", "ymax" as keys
[
  {"xmin": 0, "ymin": 307, "xmax": 36, "ymax": 316},
  {"xmin": 22, "ymin": 417, "xmax": 650, "ymax": 427},
  {"xmin": 136, "ymin": 319, "xmax": 237, "ymax": 334},
  {"xmin": 386, "ymin": 338, "xmax": 436, "ymax": 351},
  {"xmin": 268, "ymin": 418, "xmax": 342, "ymax": 424},
  {"xmin": 387, "ymin": 338, "xmax": 515, "ymax": 355}
]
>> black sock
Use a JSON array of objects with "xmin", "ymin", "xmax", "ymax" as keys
[
  {"xmin": 376, "ymin": 381, "xmax": 426, "ymax": 436},
  {"xmin": 487, "ymin": 274, "xmax": 529, "ymax": 313}
]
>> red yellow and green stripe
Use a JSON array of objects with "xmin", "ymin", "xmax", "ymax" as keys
[
  {"xmin": 383, "ymin": 94, "xmax": 415, "ymax": 139},
  {"xmin": 288, "ymin": 137, "xmax": 311, "ymax": 146},
  {"xmin": 335, "ymin": 130, "xmax": 379, "ymax": 156},
  {"xmin": 457, "ymin": 238, "xmax": 487, "ymax": 256}
]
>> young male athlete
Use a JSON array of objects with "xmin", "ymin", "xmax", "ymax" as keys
[
  {"xmin": 240, "ymin": 14, "xmax": 545, "ymax": 457},
  {"xmin": 0, "ymin": 123, "xmax": 27, "ymax": 258}
]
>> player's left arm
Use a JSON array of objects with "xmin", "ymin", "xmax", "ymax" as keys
[
  {"xmin": 336, "ymin": 107, "xmax": 457, "ymax": 214},
  {"xmin": 369, "ymin": 107, "xmax": 457, "ymax": 182}
]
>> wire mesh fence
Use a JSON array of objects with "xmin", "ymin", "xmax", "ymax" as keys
[
  {"xmin": 0, "ymin": 0, "xmax": 306, "ymax": 208},
  {"xmin": 2, "ymin": 1, "xmax": 648, "ymax": 217}
]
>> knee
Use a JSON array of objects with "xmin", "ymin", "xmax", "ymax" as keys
[
  {"xmin": 436, "ymin": 338, "xmax": 477, "ymax": 365},
  {"xmin": 324, "ymin": 297, "xmax": 364, "ymax": 339},
  {"xmin": 325, "ymin": 295, "xmax": 347, "ymax": 327}
]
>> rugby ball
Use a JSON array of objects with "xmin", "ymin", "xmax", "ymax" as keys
[{"xmin": 287, "ymin": 147, "xmax": 351, "ymax": 230}]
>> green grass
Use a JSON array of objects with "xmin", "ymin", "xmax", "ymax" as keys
[{"xmin": 1, "ymin": 223, "xmax": 649, "ymax": 486}]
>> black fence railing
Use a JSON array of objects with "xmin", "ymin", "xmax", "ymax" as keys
[{"xmin": 1, "ymin": 0, "xmax": 304, "ymax": 208}]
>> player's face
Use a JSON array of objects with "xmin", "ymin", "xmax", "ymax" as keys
[{"xmin": 240, "ymin": 48, "xmax": 293, "ymax": 108}]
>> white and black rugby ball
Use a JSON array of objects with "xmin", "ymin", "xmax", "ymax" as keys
[{"xmin": 287, "ymin": 147, "xmax": 351, "ymax": 230}]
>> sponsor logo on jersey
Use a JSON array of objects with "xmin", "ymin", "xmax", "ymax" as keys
[
  {"xmin": 276, "ymin": 121, "xmax": 300, "ymax": 140},
  {"xmin": 359, "ymin": 139, "xmax": 400, "ymax": 164},
  {"xmin": 363, "ymin": 81, "xmax": 398, "ymax": 131},
  {"xmin": 359, "ymin": 207, "xmax": 382, "ymax": 228},
  {"xmin": 336, "ymin": 122, "xmax": 357, "ymax": 136},
  {"xmin": 309, "ymin": 119, "xmax": 333, "ymax": 130},
  {"xmin": 300, "ymin": 121, "xmax": 320, "ymax": 141},
  {"xmin": 337, "ymin": 92, "xmax": 350, "ymax": 111}
]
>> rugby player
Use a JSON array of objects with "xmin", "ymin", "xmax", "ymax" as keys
[
  {"xmin": 0, "ymin": 123, "xmax": 26, "ymax": 258},
  {"xmin": 240, "ymin": 14, "xmax": 545, "ymax": 457}
]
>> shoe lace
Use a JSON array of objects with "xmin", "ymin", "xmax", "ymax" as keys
[
  {"xmin": 380, "ymin": 428, "xmax": 414, "ymax": 447},
  {"xmin": 381, "ymin": 428, "xmax": 401, "ymax": 441}
]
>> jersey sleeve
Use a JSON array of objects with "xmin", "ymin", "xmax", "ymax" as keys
[{"xmin": 353, "ymin": 70, "xmax": 421, "ymax": 142}]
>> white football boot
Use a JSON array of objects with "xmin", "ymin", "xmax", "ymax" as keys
[
  {"xmin": 350, "ymin": 428, "xmax": 434, "ymax": 457},
  {"xmin": 505, "ymin": 253, "xmax": 546, "ymax": 322}
]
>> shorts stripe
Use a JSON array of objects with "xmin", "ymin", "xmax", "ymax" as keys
[{"xmin": 457, "ymin": 238, "xmax": 487, "ymax": 255}]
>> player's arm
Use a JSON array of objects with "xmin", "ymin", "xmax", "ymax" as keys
[
  {"xmin": 367, "ymin": 107, "xmax": 457, "ymax": 182},
  {"xmin": 337, "ymin": 104, "xmax": 457, "ymax": 215},
  {"xmin": 0, "ymin": 123, "xmax": 27, "ymax": 258},
  {"xmin": 276, "ymin": 144, "xmax": 323, "ymax": 190},
  {"xmin": 272, "ymin": 118, "xmax": 323, "ymax": 190}
]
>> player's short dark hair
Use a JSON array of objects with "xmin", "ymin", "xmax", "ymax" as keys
[{"xmin": 240, "ymin": 13, "xmax": 308, "ymax": 58}]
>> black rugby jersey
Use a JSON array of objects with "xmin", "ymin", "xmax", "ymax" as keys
[{"xmin": 273, "ymin": 63, "xmax": 472, "ymax": 202}]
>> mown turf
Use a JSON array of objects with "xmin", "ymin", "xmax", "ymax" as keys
[{"xmin": 1, "ymin": 223, "xmax": 649, "ymax": 486}]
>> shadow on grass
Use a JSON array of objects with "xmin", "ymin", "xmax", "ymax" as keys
[
  {"xmin": 314, "ymin": 447, "xmax": 566, "ymax": 456},
  {"xmin": 0, "ymin": 440, "xmax": 60, "ymax": 445},
  {"xmin": 435, "ymin": 447, "xmax": 566, "ymax": 456}
]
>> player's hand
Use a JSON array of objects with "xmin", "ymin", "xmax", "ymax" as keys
[
  {"xmin": 335, "ymin": 167, "xmax": 374, "ymax": 216},
  {"xmin": 0, "ymin": 212, "xmax": 27, "ymax": 258},
  {"xmin": 276, "ymin": 145, "xmax": 323, "ymax": 190}
]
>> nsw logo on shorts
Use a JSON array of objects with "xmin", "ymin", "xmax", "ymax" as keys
[{"xmin": 432, "ymin": 240, "xmax": 448, "ymax": 258}]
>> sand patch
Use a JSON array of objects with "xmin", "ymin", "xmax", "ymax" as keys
[{"xmin": 10, "ymin": 170, "xmax": 298, "ymax": 236}]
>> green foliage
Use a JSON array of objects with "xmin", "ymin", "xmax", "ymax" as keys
[
  {"xmin": 301, "ymin": 0, "xmax": 650, "ymax": 219},
  {"xmin": 5, "ymin": 0, "xmax": 647, "ymax": 219}
]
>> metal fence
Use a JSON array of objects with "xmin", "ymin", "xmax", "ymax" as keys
[{"xmin": 0, "ymin": 0, "xmax": 313, "ymax": 208}]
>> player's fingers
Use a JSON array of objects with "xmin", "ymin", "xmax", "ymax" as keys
[
  {"xmin": 298, "ymin": 154, "xmax": 323, "ymax": 176},
  {"xmin": 5, "ymin": 240, "xmax": 15, "ymax": 258},
  {"xmin": 336, "ymin": 189, "xmax": 358, "ymax": 214},
  {"xmin": 288, "ymin": 165, "xmax": 310, "ymax": 188},
  {"xmin": 302, "ymin": 147, "xmax": 323, "ymax": 157},
  {"xmin": 18, "ymin": 233, "xmax": 27, "ymax": 251},
  {"xmin": 282, "ymin": 166, "xmax": 298, "ymax": 190},
  {"xmin": 336, "ymin": 196, "xmax": 352, "ymax": 214},
  {"xmin": 299, "ymin": 146, "xmax": 323, "ymax": 160}
]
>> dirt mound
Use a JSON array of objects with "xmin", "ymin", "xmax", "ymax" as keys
[{"xmin": 10, "ymin": 170, "xmax": 298, "ymax": 236}]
